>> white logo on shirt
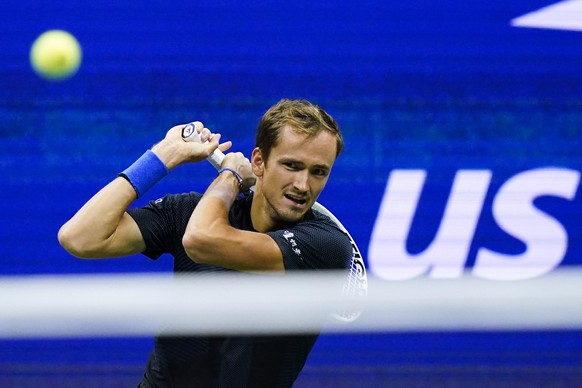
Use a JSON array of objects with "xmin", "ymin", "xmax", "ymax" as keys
[{"xmin": 283, "ymin": 230, "xmax": 301, "ymax": 256}]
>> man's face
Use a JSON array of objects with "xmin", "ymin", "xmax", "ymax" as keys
[{"xmin": 252, "ymin": 125, "xmax": 337, "ymax": 226}]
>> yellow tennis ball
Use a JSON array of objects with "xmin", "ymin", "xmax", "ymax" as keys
[{"xmin": 30, "ymin": 30, "xmax": 82, "ymax": 81}]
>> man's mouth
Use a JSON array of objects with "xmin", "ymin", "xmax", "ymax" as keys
[{"xmin": 284, "ymin": 194, "xmax": 308, "ymax": 206}]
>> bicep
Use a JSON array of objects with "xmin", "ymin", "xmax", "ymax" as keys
[{"xmin": 99, "ymin": 212, "xmax": 146, "ymax": 258}]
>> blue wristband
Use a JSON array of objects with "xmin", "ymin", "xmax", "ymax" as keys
[{"xmin": 118, "ymin": 150, "xmax": 169, "ymax": 197}]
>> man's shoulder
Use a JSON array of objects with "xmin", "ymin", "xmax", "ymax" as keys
[
  {"xmin": 268, "ymin": 208, "xmax": 352, "ymax": 270},
  {"xmin": 128, "ymin": 192, "xmax": 203, "ymax": 226},
  {"xmin": 304, "ymin": 208, "xmax": 344, "ymax": 233},
  {"xmin": 145, "ymin": 191, "xmax": 203, "ymax": 209}
]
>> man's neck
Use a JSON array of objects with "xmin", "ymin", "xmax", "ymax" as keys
[
  {"xmin": 250, "ymin": 189, "xmax": 300, "ymax": 233},
  {"xmin": 250, "ymin": 190, "xmax": 275, "ymax": 232}
]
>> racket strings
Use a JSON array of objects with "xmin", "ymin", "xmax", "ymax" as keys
[
  {"xmin": 342, "ymin": 243, "xmax": 367, "ymax": 297},
  {"xmin": 335, "ymin": 243, "xmax": 368, "ymax": 322}
]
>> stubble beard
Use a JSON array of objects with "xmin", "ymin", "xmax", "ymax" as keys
[{"xmin": 265, "ymin": 195, "xmax": 306, "ymax": 227}]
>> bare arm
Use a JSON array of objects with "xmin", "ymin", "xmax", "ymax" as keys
[
  {"xmin": 57, "ymin": 178, "xmax": 144, "ymax": 258},
  {"xmin": 58, "ymin": 122, "xmax": 230, "ymax": 259},
  {"xmin": 182, "ymin": 153, "xmax": 285, "ymax": 272}
]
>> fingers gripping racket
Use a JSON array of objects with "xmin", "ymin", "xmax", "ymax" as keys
[{"xmin": 182, "ymin": 123, "xmax": 368, "ymax": 323}]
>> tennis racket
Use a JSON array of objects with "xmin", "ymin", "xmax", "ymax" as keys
[{"xmin": 182, "ymin": 123, "xmax": 368, "ymax": 322}]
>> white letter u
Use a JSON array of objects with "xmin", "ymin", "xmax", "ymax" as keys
[{"xmin": 369, "ymin": 170, "xmax": 491, "ymax": 280}]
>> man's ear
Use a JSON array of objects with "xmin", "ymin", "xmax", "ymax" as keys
[{"xmin": 251, "ymin": 147, "xmax": 264, "ymax": 178}]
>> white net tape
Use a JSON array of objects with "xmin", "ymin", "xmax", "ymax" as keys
[{"xmin": 0, "ymin": 269, "xmax": 581, "ymax": 338}]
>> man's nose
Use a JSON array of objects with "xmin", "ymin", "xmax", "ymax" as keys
[{"xmin": 293, "ymin": 171, "xmax": 309, "ymax": 192}]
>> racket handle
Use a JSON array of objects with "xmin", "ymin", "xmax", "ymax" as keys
[{"xmin": 181, "ymin": 123, "xmax": 226, "ymax": 170}]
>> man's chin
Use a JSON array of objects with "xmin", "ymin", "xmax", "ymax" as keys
[{"xmin": 277, "ymin": 207, "xmax": 308, "ymax": 224}]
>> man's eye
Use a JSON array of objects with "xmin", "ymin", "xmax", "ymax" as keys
[
  {"xmin": 284, "ymin": 162, "xmax": 299, "ymax": 170},
  {"xmin": 313, "ymin": 169, "xmax": 328, "ymax": 177}
]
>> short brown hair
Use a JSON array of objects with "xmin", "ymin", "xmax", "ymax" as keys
[{"xmin": 255, "ymin": 99, "xmax": 344, "ymax": 162}]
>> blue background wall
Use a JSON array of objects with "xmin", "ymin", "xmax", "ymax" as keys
[{"xmin": 1, "ymin": 0, "xmax": 581, "ymax": 386}]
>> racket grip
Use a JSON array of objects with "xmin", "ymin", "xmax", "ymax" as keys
[
  {"xmin": 181, "ymin": 123, "xmax": 226, "ymax": 170},
  {"xmin": 207, "ymin": 151, "xmax": 225, "ymax": 170}
]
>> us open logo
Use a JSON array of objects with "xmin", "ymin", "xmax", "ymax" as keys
[{"xmin": 369, "ymin": 167, "xmax": 580, "ymax": 281}]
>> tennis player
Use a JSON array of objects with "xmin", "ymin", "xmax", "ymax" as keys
[{"xmin": 58, "ymin": 99, "xmax": 352, "ymax": 387}]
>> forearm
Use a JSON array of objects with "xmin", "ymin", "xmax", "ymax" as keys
[
  {"xmin": 59, "ymin": 146, "xmax": 173, "ymax": 257},
  {"xmin": 183, "ymin": 172, "xmax": 240, "ymax": 262},
  {"xmin": 182, "ymin": 173, "xmax": 284, "ymax": 271}
]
